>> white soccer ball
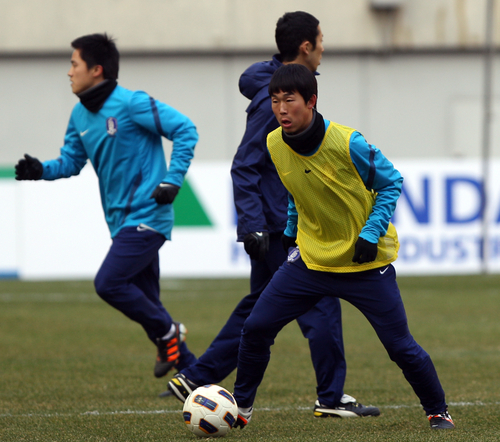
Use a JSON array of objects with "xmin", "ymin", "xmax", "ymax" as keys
[{"xmin": 182, "ymin": 384, "xmax": 238, "ymax": 438}]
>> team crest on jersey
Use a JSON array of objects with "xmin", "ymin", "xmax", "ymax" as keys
[
  {"xmin": 106, "ymin": 117, "xmax": 118, "ymax": 136},
  {"xmin": 287, "ymin": 247, "xmax": 301, "ymax": 264}
]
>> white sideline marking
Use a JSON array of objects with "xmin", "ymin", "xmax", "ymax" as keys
[
  {"xmin": 0, "ymin": 288, "xmax": 239, "ymax": 303},
  {"xmin": 0, "ymin": 293, "xmax": 100, "ymax": 302},
  {"xmin": 1, "ymin": 401, "xmax": 498, "ymax": 419}
]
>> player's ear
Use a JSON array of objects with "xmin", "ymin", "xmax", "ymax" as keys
[
  {"xmin": 92, "ymin": 64, "xmax": 104, "ymax": 78},
  {"xmin": 299, "ymin": 39, "xmax": 311, "ymax": 56},
  {"xmin": 307, "ymin": 94, "xmax": 317, "ymax": 109}
]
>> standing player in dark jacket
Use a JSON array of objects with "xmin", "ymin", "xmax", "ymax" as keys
[{"xmin": 167, "ymin": 12, "xmax": 379, "ymax": 419}]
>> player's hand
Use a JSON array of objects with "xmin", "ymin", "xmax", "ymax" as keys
[
  {"xmin": 150, "ymin": 183, "xmax": 180, "ymax": 204},
  {"xmin": 243, "ymin": 231, "xmax": 269, "ymax": 261},
  {"xmin": 352, "ymin": 237, "xmax": 378, "ymax": 264},
  {"xmin": 281, "ymin": 234, "xmax": 297, "ymax": 252},
  {"xmin": 15, "ymin": 154, "xmax": 43, "ymax": 181}
]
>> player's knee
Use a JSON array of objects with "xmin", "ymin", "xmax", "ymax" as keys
[
  {"xmin": 241, "ymin": 315, "xmax": 278, "ymax": 353},
  {"xmin": 94, "ymin": 271, "xmax": 116, "ymax": 300},
  {"xmin": 386, "ymin": 335, "xmax": 430, "ymax": 369},
  {"xmin": 242, "ymin": 314, "xmax": 268, "ymax": 336}
]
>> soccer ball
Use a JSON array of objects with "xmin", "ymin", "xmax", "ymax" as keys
[{"xmin": 182, "ymin": 384, "xmax": 238, "ymax": 438}]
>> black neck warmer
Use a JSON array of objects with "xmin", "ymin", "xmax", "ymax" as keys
[
  {"xmin": 282, "ymin": 110, "xmax": 325, "ymax": 154},
  {"xmin": 77, "ymin": 79, "xmax": 117, "ymax": 113}
]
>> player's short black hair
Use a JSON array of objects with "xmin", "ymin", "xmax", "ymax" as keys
[
  {"xmin": 71, "ymin": 33, "xmax": 119, "ymax": 80},
  {"xmin": 275, "ymin": 11, "xmax": 320, "ymax": 62},
  {"xmin": 268, "ymin": 64, "xmax": 318, "ymax": 104}
]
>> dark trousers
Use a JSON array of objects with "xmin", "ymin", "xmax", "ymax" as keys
[
  {"xmin": 234, "ymin": 253, "xmax": 447, "ymax": 415},
  {"xmin": 182, "ymin": 234, "xmax": 347, "ymax": 405},
  {"xmin": 94, "ymin": 226, "xmax": 197, "ymax": 370}
]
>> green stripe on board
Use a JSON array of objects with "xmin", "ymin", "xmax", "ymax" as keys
[
  {"xmin": 0, "ymin": 167, "xmax": 14, "ymax": 179},
  {"xmin": 173, "ymin": 179, "xmax": 212, "ymax": 227},
  {"xmin": 0, "ymin": 166, "xmax": 212, "ymax": 227}
]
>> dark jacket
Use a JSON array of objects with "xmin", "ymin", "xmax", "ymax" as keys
[{"xmin": 231, "ymin": 54, "xmax": 288, "ymax": 241}]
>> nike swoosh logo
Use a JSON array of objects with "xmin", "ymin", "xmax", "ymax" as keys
[
  {"xmin": 80, "ymin": 130, "xmax": 89, "ymax": 137},
  {"xmin": 255, "ymin": 232, "xmax": 263, "ymax": 237},
  {"xmin": 379, "ymin": 267, "xmax": 389, "ymax": 274},
  {"xmin": 305, "ymin": 169, "xmax": 311, "ymax": 173},
  {"xmin": 282, "ymin": 171, "xmax": 292, "ymax": 176}
]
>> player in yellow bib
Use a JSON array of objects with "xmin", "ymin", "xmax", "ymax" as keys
[{"xmin": 232, "ymin": 64, "xmax": 454, "ymax": 431}]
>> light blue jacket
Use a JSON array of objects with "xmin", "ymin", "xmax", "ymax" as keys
[{"xmin": 42, "ymin": 85, "xmax": 198, "ymax": 239}]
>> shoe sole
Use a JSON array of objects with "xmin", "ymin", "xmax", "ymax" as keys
[
  {"xmin": 430, "ymin": 421, "xmax": 455, "ymax": 429},
  {"xmin": 314, "ymin": 408, "xmax": 381, "ymax": 418},
  {"xmin": 314, "ymin": 409, "xmax": 360, "ymax": 418},
  {"xmin": 154, "ymin": 360, "xmax": 178, "ymax": 378},
  {"xmin": 431, "ymin": 424, "xmax": 455, "ymax": 429}
]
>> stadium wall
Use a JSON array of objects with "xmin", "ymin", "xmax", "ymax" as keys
[
  {"xmin": 1, "ymin": 52, "xmax": 499, "ymax": 166},
  {"xmin": 1, "ymin": 0, "xmax": 498, "ymax": 53}
]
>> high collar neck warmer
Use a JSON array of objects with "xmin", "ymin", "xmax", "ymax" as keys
[
  {"xmin": 77, "ymin": 79, "xmax": 117, "ymax": 113},
  {"xmin": 281, "ymin": 109, "xmax": 325, "ymax": 154}
]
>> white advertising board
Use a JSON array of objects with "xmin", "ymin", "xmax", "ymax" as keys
[
  {"xmin": 0, "ymin": 159, "xmax": 497, "ymax": 279},
  {"xmin": 392, "ymin": 160, "xmax": 496, "ymax": 274}
]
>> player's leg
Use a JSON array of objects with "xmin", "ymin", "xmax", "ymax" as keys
[
  {"xmin": 94, "ymin": 227, "xmax": 171, "ymax": 341},
  {"xmin": 285, "ymin": 253, "xmax": 379, "ymax": 417},
  {"xmin": 337, "ymin": 265, "xmax": 449, "ymax": 418},
  {"xmin": 297, "ymin": 298, "xmax": 380, "ymax": 417},
  {"xmin": 177, "ymin": 234, "xmax": 284, "ymax": 388},
  {"xmin": 296, "ymin": 296, "xmax": 346, "ymax": 407},
  {"xmin": 234, "ymin": 255, "xmax": 322, "ymax": 410},
  {"xmin": 130, "ymin": 242, "xmax": 197, "ymax": 371},
  {"xmin": 94, "ymin": 226, "xmax": 195, "ymax": 376}
]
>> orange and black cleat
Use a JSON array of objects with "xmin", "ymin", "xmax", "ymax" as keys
[
  {"xmin": 154, "ymin": 322, "xmax": 186, "ymax": 378},
  {"xmin": 428, "ymin": 410, "xmax": 455, "ymax": 429}
]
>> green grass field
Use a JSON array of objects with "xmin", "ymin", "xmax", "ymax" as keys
[{"xmin": 1, "ymin": 275, "xmax": 499, "ymax": 441}]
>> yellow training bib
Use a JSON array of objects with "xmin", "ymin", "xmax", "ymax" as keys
[{"xmin": 267, "ymin": 121, "xmax": 398, "ymax": 273}]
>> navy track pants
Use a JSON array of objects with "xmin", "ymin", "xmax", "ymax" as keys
[
  {"xmin": 234, "ymin": 253, "xmax": 447, "ymax": 415},
  {"xmin": 94, "ymin": 226, "xmax": 197, "ymax": 370}
]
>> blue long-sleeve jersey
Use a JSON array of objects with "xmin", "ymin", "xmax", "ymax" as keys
[
  {"xmin": 231, "ymin": 55, "xmax": 287, "ymax": 241},
  {"xmin": 284, "ymin": 124, "xmax": 403, "ymax": 244},
  {"xmin": 42, "ymin": 85, "xmax": 198, "ymax": 239}
]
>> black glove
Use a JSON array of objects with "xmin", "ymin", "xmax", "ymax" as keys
[
  {"xmin": 15, "ymin": 154, "xmax": 43, "ymax": 180},
  {"xmin": 352, "ymin": 237, "xmax": 378, "ymax": 264},
  {"xmin": 243, "ymin": 231, "xmax": 269, "ymax": 261},
  {"xmin": 281, "ymin": 234, "xmax": 297, "ymax": 252},
  {"xmin": 150, "ymin": 183, "xmax": 180, "ymax": 204}
]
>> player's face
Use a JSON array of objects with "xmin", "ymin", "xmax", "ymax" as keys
[
  {"xmin": 305, "ymin": 26, "xmax": 324, "ymax": 72},
  {"xmin": 67, "ymin": 49, "xmax": 101, "ymax": 95},
  {"xmin": 271, "ymin": 90, "xmax": 316, "ymax": 135}
]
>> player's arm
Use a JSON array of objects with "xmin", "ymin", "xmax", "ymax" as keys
[
  {"xmin": 15, "ymin": 113, "xmax": 88, "ymax": 181},
  {"xmin": 281, "ymin": 193, "xmax": 298, "ymax": 251},
  {"xmin": 129, "ymin": 91, "xmax": 198, "ymax": 204},
  {"xmin": 129, "ymin": 91, "xmax": 198, "ymax": 187},
  {"xmin": 231, "ymin": 99, "xmax": 276, "ymax": 237},
  {"xmin": 349, "ymin": 131, "xmax": 403, "ymax": 244},
  {"xmin": 284, "ymin": 193, "xmax": 298, "ymax": 238}
]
